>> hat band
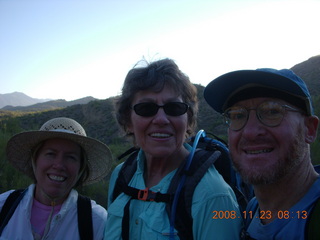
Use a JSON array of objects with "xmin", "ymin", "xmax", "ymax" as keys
[{"xmin": 46, "ymin": 129, "xmax": 79, "ymax": 135}]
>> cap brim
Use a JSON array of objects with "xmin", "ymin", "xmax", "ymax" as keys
[{"xmin": 204, "ymin": 70, "xmax": 309, "ymax": 113}]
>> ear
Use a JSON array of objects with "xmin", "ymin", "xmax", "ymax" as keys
[{"xmin": 305, "ymin": 116, "xmax": 319, "ymax": 143}]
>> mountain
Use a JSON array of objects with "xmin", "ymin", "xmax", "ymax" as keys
[
  {"xmin": 2, "ymin": 96, "xmax": 97, "ymax": 112},
  {"xmin": 291, "ymin": 55, "xmax": 320, "ymax": 96},
  {"xmin": 1, "ymin": 55, "xmax": 319, "ymax": 145},
  {"xmin": 0, "ymin": 92, "xmax": 50, "ymax": 108}
]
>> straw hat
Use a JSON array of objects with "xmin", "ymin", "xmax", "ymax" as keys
[{"xmin": 6, "ymin": 117, "xmax": 113, "ymax": 186}]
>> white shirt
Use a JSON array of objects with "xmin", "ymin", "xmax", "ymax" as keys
[{"xmin": 0, "ymin": 184, "xmax": 107, "ymax": 240}]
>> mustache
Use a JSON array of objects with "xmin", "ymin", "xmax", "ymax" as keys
[{"xmin": 238, "ymin": 137, "xmax": 274, "ymax": 147}]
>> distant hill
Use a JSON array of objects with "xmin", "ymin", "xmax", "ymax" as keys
[
  {"xmin": 0, "ymin": 92, "xmax": 50, "ymax": 108},
  {"xmin": 1, "ymin": 54, "xmax": 319, "ymax": 145},
  {"xmin": 291, "ymin": 55, "xmax": 320, "ymax": 97},
  {"xmin": 2, "ymin": 96, "xmax": 97, "ymax": 112}
]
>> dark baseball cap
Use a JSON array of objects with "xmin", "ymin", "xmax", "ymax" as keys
[{"xmin": 204, "ymin": 68, "xmax": 313, "ymax": 115}]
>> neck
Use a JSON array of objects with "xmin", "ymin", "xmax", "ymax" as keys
[
  {"xmin": 144, "ymin": 148, "xmax": 189, "ymax": 188},
  {"xmin": 34, "ymin": 186, "xmax": 69, "ymax": 206}
]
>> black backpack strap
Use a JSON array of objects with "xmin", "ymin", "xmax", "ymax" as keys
[
  {"xmin": 197, "ymin": 134, "xmax": 254, "ymax": 203},
  {"xmin": 121, "ymin": 185, "xmax": 172, "ymax": 202},
  {"xmin": 305, "ymin": 197, "xmax": 320, "ymax": 240},
  {"xmin": 115, "ymin": 150, "xmax": 173, "ymax": 240},
  {"xmin": 196, "ymin": 137, "xmax": 233, "ymax": 183},
  {"xmin": 0, "ymin": 189, "xmax": 26, "ymax": 236},
  {"xmin": 112, "ymin": 150, "xmax": 139, "ymax": 202},
  {"xmin": 166, "ymin": 149, "xmax": 221, "ymax": 240},
  {"xmin": 113, "ymin": 151, "xmax": 139, "ymax": 240},
  {"xmin": 121, "ymin": 198, "xmax": 132, "ymax": 240},
  {"xmin": 77, "ymin": 194, "xmax": 93, "ymax": 240},
  {"xmin": 117, "ymin": 147, "xmax": 139, "ymax": 161}
]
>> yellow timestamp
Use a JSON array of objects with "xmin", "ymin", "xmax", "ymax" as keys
[{"xmin": 212, "ymin": 210, "xmax": 308, "ymax": 220}]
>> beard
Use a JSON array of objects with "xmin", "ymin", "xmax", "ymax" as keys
[{"xmin": 232, "ymin": 126, "xmax": 308, "ymax": 185}]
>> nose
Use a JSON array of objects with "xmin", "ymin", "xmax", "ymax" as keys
[
  {"xmin": 241, "ymin": 110, "xmax": 266, "ymax": 138},
  {"xmin": 52, "ymin": 154, "xmax": 65, "ymax": 169},
  {"xmin": 152, "ymin": 107, "xmax": 170, "ymax": 124}
]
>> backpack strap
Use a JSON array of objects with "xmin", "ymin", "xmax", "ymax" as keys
[
  {"xmin": 77, "ymin": 194, "xmax": 93, "ymax": 240},
  {"xmin": 112, "ymin": 150, "xmax": 139, "ymax": 202},
  {"xmin": 165, "ymin": 149, "xmax": 221, "ymax": 240},
  {"xmin": 115, "ymin": 151, "xmax": 174, "ymax": 240},
  {"xmin": 305, "ymin": 197, "xmax": 320, "ymax": 240},
  {"xmin": 114, "ymin": 151, "xmax": 172, "ymax": 203},
  {"xmin": 113, "ymin": 151, "xmax": 140, "ymax": 240},
  {"xmin": 0, "ymin": 189, "xmax": 26, "ymax": 236}
]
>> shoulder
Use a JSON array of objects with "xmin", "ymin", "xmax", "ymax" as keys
[
  {"xmin": 246, "ymin": 197, "xmax": 258, "ymax": 211},
  {"xmin": 196, "ymin": 165, "xmax": 234, "ymax": 196},
  {"xmin": 192, "ymin": 165, "xmax": 240, "ymax": 210},
  {"xmin": 314, "ymin": 176, "xmax": 320, "ymax": 189},
  {"xmin": 91, "ymin": 200, "xmax": 108, "ymax": 221},
  {"xmin": 111, "ymin": 162, "xmax": 124, "ymax": 177},
  {"xmin": 108, "ymin": 162, "xmax": 124, "ymax": 193},
  {"xmin": 190, "ymin": 165, "xmax": 244, "ymax": 239},
  {"xmin": 0, "ymin": 190, "xmax": 15, "ymax": 199},
  {"xmin": 0, "ymin": 185, "xmax": 34, "ymax": 210},
  {"xmin": 88, "ymin": 200, "xmax": 108, "ymax": 239}
]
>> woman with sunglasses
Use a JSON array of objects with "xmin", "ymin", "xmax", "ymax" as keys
[{"xmin": 104, "ymin": 58, "xmax": 243, "ymax": 239}]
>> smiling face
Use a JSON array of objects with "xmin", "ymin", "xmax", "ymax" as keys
[
  {"xmin": 33, "ymin": 138, "xmax": 82, "ymax": 205},
  {"xmin": 228, "ymin": 97, "xmax": 310, "ymax": 185},
  {"xmin": 128, "ymin": 85, "xmax": 189, "ymax": 160}
]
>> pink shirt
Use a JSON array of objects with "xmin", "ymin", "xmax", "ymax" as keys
[{"xmin": 31, "ymin": 199, "xmax": 62, "ymax": 238}]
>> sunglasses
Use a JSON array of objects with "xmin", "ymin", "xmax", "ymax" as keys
[
  {"xmin": 223, "ymin": 101, "xmax": 303, "ymax": 131},
  {"xmin": 133, "ymin": 102, "xmax": 189, "ymax": 117}
]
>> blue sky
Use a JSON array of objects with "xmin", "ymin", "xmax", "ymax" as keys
[{"xmin": 1, "ymin": 0, "xmax": 319, "ymax": 101}]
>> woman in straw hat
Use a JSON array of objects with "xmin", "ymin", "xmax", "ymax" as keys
[{"xmin": 0, "ymin": 117, "xmax": 113, "ymax": 240}]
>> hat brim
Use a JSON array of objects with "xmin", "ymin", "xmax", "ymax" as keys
[
  {"xmin": 6, "ymin": 131, "xmax": 113, "ymax": 186},
  {"xmin": 204, "ymin": 70, "xmax": 309, "ymax": 113}
]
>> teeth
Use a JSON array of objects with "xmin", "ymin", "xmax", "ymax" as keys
[
  {"xmin": 246, "ymin": 149, "xmax": 271, "ymax": 154},
  {"xmin": 150, "ymin": 133, "xmax": 171, "ymax": 138},
  {"xmin": 49, "ymin": 175, "xmax": 66, "ymax": 182}
]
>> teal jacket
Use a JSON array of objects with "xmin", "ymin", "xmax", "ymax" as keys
[{"xmin": 104, "ymin": 147, "xmax": 243, "ymax": 240}]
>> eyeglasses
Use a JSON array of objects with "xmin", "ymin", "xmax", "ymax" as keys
[
  {"xmin": 223, "ymin": 101, "xmax": 303, "ymax": 131},
  {"xmin": 133, "ymin": 102, "xmax": 189, "ymax": 117}
]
